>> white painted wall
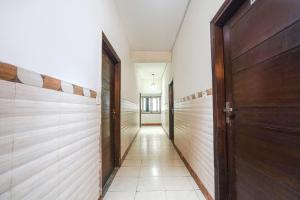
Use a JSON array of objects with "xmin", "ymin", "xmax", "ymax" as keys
[
  {"xmin": 172, "ymin": 0, "xmax": 224, "ymax": 99},
  {"xmin": 160, "ymin": 0, "xmax": 224, "ymax": 198},
  {"xmin": 0, "ymin": 0, "xmax": 138, "ymax": 103},
  {"xmin": 0, "ymin": 1, "xmax": 139, "ymax": 198}
]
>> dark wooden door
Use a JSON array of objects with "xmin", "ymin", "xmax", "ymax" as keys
[
  {"xmin": 101, "ymin": 47, "xmax": 115, "ymax": 187},
  {"xmin": 169, "ymin": 81, "xmax": 174, "ymax": 141},
  {"xmin": 223, "ymin": 0, "xmax": 300, "ymax": 199}
]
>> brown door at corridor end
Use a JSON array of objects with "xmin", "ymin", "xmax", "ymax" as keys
[
  {"xmin": 212, "ymin": 0, "xmax": 300, "ymax": 199},
  {"xmin": 169, "ymin": 81, "xmax": 174, "ymax": 142}
]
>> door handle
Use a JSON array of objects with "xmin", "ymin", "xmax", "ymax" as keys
[
  {"xmin": 224, "ymin": 102, "xmax": 235, "ymax": 124},
  {"xmin": 112, "ymin": 110, "xmax": 116, "ymax": 119}
]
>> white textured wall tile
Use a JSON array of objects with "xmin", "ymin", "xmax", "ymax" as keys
[
  {"xmin": 161, "ymin": 103, "xmax": 169, "ymax": 135},
  {"xmin": 120, "ymin": 99, "xmax": 139, "ymax": 157},
  {"xmin": 0, "ymin": 135, "xmax": 12, "ymax": 174},
  {"xmin": 0, "ymin": 171, "xmax": 11, "ymax": 195},
  {"xmin": 0, "ymin": 80, "xmax": 15, "ymax": 99},
  {"xmin": 15, "ymin": 83, "xmax": 61, "ymax": 103},
  {"xmin": 0, "ymin": 81, "xmax": 15, "ymax": 198},
  {"xmin": 174, "ymin": 96, "xmax": 214, "ymax": 197},
  {"xmin": 0, "ymin": 191, "xmax": 11, "ymax": 200},
  {"xmin": 61, "ymin": 92, "xmax": 96, "ymax": 105},
  {"xmin": 0, "ymin": 81, "xmax": 100, "ymax": 199}
]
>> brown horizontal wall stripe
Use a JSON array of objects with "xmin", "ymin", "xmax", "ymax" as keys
[
  {"xmin": 197, "ymin": 92, "xmax": 203, "ymax": 98},
  {"xmin": 0, "ymin": 61, "xmax": 97, "ymax": 98},
  {"xmin": 206, "ymin": 88, "xmax": 213, "ymax": 96},
  {"xmin": 0, "ymin": 62, "xmax": 18, "ymax": 81},
  {"xmin": 73, "ymin": 85, "xmax": 84, "ymax": 96},
  {"xmin": 42, "ymin": 75, "xmax": 62, "ymax": 91},
  {"xmin": 90, "ymin": 90, "xmax": 97, "ymax": 98}
]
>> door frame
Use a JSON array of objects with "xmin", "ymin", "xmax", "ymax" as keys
[
  {"xmin": 168, "ymin": 80, "xmax": 174, "ymax": 142},
  {"xmin": 139, "ymin": 93, "xmax": 142, "ymax": 127},
  {"xmin": 101, "ymin": 32, "xmax": 121, "ymax": 190},
  {"xmin": 210, "ymin": 1, "xmax": 246, "ymax": 200}
]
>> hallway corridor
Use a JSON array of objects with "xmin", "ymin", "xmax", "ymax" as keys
[{"xmin": 104, "ymin": 127, "xmax": 205, "ymax": 200}]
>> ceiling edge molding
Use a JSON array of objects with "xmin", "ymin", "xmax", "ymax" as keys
[
  {"xmin": 131, "ymin": 51, "xmax": 172, "ymax": 63},
  {"xmin": 171, "ymin": 0, "xmax": 192, "ymax": 51}
]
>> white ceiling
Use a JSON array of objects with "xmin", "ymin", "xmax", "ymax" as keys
[
  {"xmin": 115, "ymin": 0, "xmax": 190, "ymax": 51},
  {"xmin": 135, "ymin": 63, "xmax": 167, "ymax": 79}
]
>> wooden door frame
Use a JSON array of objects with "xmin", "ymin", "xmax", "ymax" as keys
[
  {"xmin": 102, "ymin": 32, "xmax": 121, "ymax": 169},
  {"xmin": 210, "ymin": 1, "xmax": 246, "ymax": 200},
  {"xmin": 139, "ymin": 93, "xmax": 142, "ymax": 127},
  {"xmin": 168, "ymin": 80, "xmax": 174, "ymax": 142}
]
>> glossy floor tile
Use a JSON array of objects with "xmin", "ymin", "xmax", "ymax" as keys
[{"xmin": 104, "ymin": 126, "xmax": 206, "ymax": 200}]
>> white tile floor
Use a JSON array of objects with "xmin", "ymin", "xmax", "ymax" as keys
[{"xmin": 104, "ymin": 126, "xmax": 206, "ymax": 200}]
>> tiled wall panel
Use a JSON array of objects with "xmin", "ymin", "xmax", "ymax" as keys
[
  {"xmin": 161, "ymin": 103, "xmax": 169, "ymax": 135},
  {"xmin": 0, "ymin": 80, "xmax": 100, "ymax": 200},
  {"xmin": 174, "ymin": 95, "xmax": 214, "ymax": 197},
  {"xmin": 120, "ymin": 99, "xmax": 139, "ymax": 157}
]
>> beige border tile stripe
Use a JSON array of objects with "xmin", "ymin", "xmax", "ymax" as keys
[
  {"xmin": 176, "ymin": 88, "xmax": 213, "ymax": 103},
  {"xmin": 0, "ymin": 62, "xmax": 97, "ymax": 98}
]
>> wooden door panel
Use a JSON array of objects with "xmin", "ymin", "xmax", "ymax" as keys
[
  {"xmin": 233, "ymin": 47, "xmax": 300, "ymax": 107},
  {"xmin": 235, "ymin": 125, "xmax": 299, "ymax": 185},
  {"xmin": 230, "ymin": 0, "xmax": 300, "ymax": 59},
  {"xmin": 237, "ymin": 107, "xmax": 300, "ymax": 130},
  {"xmin": 223, "ymin": 0, "xmax": 300, "ymax": 199},
  {"xmin": 232, "ymin": 20, "xmax": 300, "ymax": 73},
  {"xmin": 101, "ymin": 49, "xmax": 115, "ymax": 187},
  {"xmin": 235, "ymin": 157, "xmax": 298, "ymax": 200}
]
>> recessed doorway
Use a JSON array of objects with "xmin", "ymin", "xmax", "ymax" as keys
[{"xmin": 101, "ymin": 33, "xmax": 121, "ymax": 196}]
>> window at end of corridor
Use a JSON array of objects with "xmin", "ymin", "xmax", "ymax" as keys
[{"xmin": 141, "ymin": 96, "xmax": 161, "ymax": 114}]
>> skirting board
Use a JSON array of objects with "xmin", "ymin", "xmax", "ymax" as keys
[
  {"xmin": 142, "ymin": 123, "xmax": 162, "ymax": 126},
  {"xmin": 161, "ymin": 127, "xmax": 213, "ymax": 199},
  {"xmin": 173, "ymin": 144, "xmax": 214, "ymax": 200}
]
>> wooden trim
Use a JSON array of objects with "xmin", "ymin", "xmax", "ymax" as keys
[
  {"xmin": 0, "ymin": 62, "xmax": 17, "ymax": 81},
  {"xmin": 102, "ymin": 33, "xmax": 121, "ymax": 63},
  {"xmin": 173, "ymin": 144, "xmax": 213, "ymax": 200},
  {"xmin": 101, "ymin": 168, "xmax": 118, "ymax": 198},
  {"xmin": 141, "ymin": 123, "xmax": 162, "ymax": 126},
  {"xmin": 210, "ymin": 1, "xmax": 246, "ymax": 200},
  {"xmin": 42, "ymin": 75, "xmax": 61, "ymax": 91},
  {"xmin": 73, "ymin": 85, "xmax": 84, "ymax": 96},
  {"xmin": 162, "ymin": 127, "xmax": 212, "ymax": 199}
]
